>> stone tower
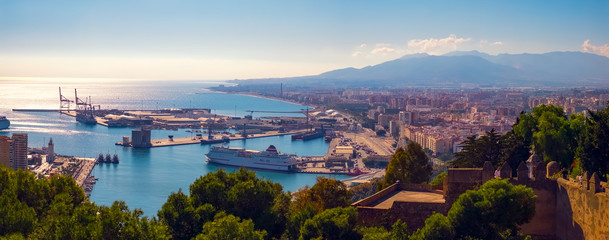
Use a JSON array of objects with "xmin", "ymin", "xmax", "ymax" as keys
[{"xmin": 47, "ymin": 138, "xmax": 55, "ymax": 163}]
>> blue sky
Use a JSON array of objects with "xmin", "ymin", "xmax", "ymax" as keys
[{"xmin": 1, "ymin": 0, "xmax": 608, "ymax": 80}]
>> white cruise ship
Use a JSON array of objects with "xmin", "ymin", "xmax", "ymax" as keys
[{"xmin": 205, "ymin": 145, "xmax": 298, "ymax": 171}]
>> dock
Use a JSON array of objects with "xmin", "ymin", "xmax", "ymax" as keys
[{"xmin": 117, "ymin": 130, "xmax": 309, "ymax": 148}]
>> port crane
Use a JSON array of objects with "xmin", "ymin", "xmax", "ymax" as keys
[{"xmin": 59, "ymin": 87, "xmax": 74, "ymax": 111}]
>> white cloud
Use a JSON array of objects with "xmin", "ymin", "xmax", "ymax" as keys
[
  {"xmin": 370, "ymin": 43, "xmax": 397, "ymax": 55},
  {"xmin": 492, "ymin": 41, "xmax": 503, "ymax": 46},
  {"xmin": 351, "ymin": 43, "xmax": 369, "ymax": 57},
  {"xmin": 480, "ymin": 39, "xmax": 488, "ymax": 45},
  {"xmin": 582, "ymin": 40, "xmax": 609, "ymax": 57},
  {"xmin": 406, "ymin": 34, "xmax": 471, "ymax": 55}
]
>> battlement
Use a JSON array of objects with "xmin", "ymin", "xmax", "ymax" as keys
[{"xmin": 354, "ymin": 157, "xmax": 609, "ymax": 239}]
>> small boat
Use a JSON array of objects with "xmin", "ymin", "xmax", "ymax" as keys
[{"xmin": 112, "ymin": 154, "xmax": 119, "ymax": 163}]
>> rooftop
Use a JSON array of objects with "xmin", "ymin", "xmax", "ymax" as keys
[{"xmin": 369, "ymin": 190, "xmax": 445, "ymax": 209}]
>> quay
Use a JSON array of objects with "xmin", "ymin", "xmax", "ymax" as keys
[{"xmin": 117, "ymin": 129, "xmax": 310, "ymax": 148}]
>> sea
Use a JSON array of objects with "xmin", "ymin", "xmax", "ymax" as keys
[{"xmin": 0, "ymin": 78, "xmax": 347, "ymax": 216}]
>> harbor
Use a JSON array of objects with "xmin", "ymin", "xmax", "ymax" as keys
[{"xmin": 1, "ymin": 82, "xmax": 387, "ymax": 216}]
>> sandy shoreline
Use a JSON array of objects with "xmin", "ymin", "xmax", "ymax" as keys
[{"xmin": 205, "ymin": 88, "xmax": 319, "ymax": 110}]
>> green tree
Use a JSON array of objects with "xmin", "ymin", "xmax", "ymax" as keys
[
  {"xmin": 412, "ymin": 179, "xmax": 536, "ymax": 240},
  {"xmin": 429, "ymin": 172, "xmax": 447, "ymax": 187},
  {"xmin": 299, "ymin": 207, "xmax": 359, "ymax": 240},
  {"xmin": 500, "ymin": 131, "xmax": 531, "ymax": 175},
  {"xmin": 513, "ymin": 104, "xmax": 577, "ymax": 168},
  {"xmin": 196, "ymin": 212, "xmax": 267, "ymax": 240},
  {"xmin": 452, "ymin": 129, "xmax": 503, "ymax": 168},
  {"xmin": 189, "ymin": 168, "xmax": 286, "ymax": 237},
  {"xmin": 390, "ymin": 219, "xmax": 408, "ymax": 240},
  {"xmin": 409, "ymin": 213, "xmax": 454, "ymax": 240},
  {"xmin": 292, "ymin": 177, "xmax": 351, "ymax": 213},
  {"xmin": 158, "ymin": 190, "xmax": 215, "ymax": 240},
  {"xmin": 384, "ymin": 142, "xmax": 432, "ymax": 188},
  {"xmin": 0, "ymin": 166, "xmax": 169, "ymax": 239},
  {"xmin": 576, "ymin": 104, "xmax": 609, "ymax": 181}
]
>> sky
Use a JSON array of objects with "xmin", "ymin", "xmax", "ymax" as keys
[{"xmin": 1, "ymin": 0, "xmax": 608, "ymax": 81}]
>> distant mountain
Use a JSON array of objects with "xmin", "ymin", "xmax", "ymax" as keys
[{"xmin": 230, "ymin": 51, "xmax": 609, "ymax": 88}]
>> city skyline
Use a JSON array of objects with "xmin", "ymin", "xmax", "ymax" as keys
[{"xmin": 1, "ymin": 0, "xmax": 608, "ymax": 81}]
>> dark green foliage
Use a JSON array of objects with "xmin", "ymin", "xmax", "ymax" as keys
[
  {"xmin": 452, "ymin": 129, "xmax": 503, "ymax": 168},
  {"xmin": 376, "ymin": 129, "xmax": 387, "ymax": 136},
  {"xmin": 449, "ymin": 179, "xmax": 536, "ymax": 239},
  {"xmin": 413, "ymin": 179, "xmax": 536, "ymax": 240},
  {"xmin": 360, "ymin": 219, "xmax": 408, "ymax": 240},
  {"xmin": 0, "ymin": 165, "xmax": 170, "ymax": 239},
  {"xmin": 292, "ymin": 176, "xmax": 352, "ymax": 213},
  {"xmin": 348, "ymin": 179, "xmax": 379, "ymax": 203},
  {"xmin": 361, "ymin": 226, "xmax": 391, "ymax": 240},
  {"xmin": 409, "ymin": 213, "xmax": 453, "ymax": 240},
  {"xmin": 384, "ymin": 142, "xmax": 432, "ymax": 188},
  {"xmin": 500, "ymin": 131, "xmax": 532, "ymax": 176},
  {"xmin": 189, "ymin": 168, "xmax": 286, "ymax": 237},
  {"xmin": 196, "ymin": 212, "xmax": 266, "ymax": 240},
  {"xmin": 575, "ymin": 104, "xmax": 609, "ymax": 181},
  {"xmin": 513, "ymin": 104, "xmax": 576, "ymax": 167},
  {"xmin": 429, "ymin": 172, "xmax": 447, "ymax": 187},
  {"xmin": 158, "ymin": 190, "xmax": 215, "ymax": 240},
  {"xmin": 390, "ymin": 219, "xmax": 408, "ymax": 240},
  {"xmin": 283, "ymin": 205, "xmax": 317, "ymax": 240},
  {"xmin": 299, "ymin": 207, "xmax": 359, "ymax": 240},
  {"xmin": 452, "ymin": 129, "xmax": 530, "ymax": 173}
]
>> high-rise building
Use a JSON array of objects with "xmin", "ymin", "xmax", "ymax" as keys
[
  {"xmin": 47, "ymin": 138, "xmax": 55, "ymax": 163},
  {"xmin": 11, "ymin": 133, "xmax": 28, "ymax": 171},
  {"xmin": 389, "ymin": 120, "xmax": 399, "ymax": 137},
  {"xmin": 0, "ymin": 136, "xmax": 11, "ymax": 168}
]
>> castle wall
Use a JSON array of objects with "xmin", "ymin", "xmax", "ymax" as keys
[
  {"xmin": 554, "ymin": 178, "xmax": 609, "ymax": 240},
  {"xmin": 517, "ymin": 180, "xmax": 557, "ymax": 239},
  {"xmin": 355, "ymin": 161, "xmax": 609, "ymax": 239},
  {"xmin": 356, "ymin": 201, "xmax": 447, "ymax": 232}
]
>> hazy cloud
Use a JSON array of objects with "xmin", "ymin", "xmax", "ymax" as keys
[
  {"xmin": 407, "ymin": 34, "xmax": 471, "ymax": 54},
  {"xmin": 492, "ymin": 41, "xmax": 503, "ymax": 46},
  {"xmin": 351, "ymin": 43, "xmax": 369, "ymax": 57},
  {"xmin": 582, "ymin": 40, "xmax": 609, "ymax": 57},
  {"xmin": 370, "ymin": 43, "xmax": 397, "ymax": 55}
]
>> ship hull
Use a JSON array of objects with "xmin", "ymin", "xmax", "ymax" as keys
[
  {"xmin": 0, "ymin": 120, "xmax": 9, "ymax": 130},
  {"xmin": 205, "ymin": 148, "xmax": 297, "ymax": 172}
]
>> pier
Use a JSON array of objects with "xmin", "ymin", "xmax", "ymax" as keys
[{"xmin": 117, "ymin": 129, "xmax": 310, "ymax": 148}]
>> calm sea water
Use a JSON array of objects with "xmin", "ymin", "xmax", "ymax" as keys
[{"xmin": 0, "ymin": 79, "xmax": 347, "ymax": 216}]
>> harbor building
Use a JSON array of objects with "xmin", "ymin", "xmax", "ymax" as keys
[
  {"xmin": 0, "ymin": 136, "xmax": 11, "ymax": 168},
  {"xmin": 131, "ymin": 127, "xmax": 152, "ymax": 148},
  {"xmin": 11, "ymin": 133, "xmax": 28, "ymax": 171}
]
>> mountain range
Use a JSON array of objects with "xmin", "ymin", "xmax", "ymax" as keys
[{"xmin": 229, "ymin": 51, "xmax": 609, "ymax": 88}]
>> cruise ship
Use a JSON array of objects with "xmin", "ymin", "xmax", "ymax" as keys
[
  {"xmin": 205, "ymin": 145, "xmax": 298, "ymax": 171},
  {"xmin": 0, "ymin": 116, "xmax": 10, "ymax": 130}
]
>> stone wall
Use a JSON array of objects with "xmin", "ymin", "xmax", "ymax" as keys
[
  {"xmin": 517, "ymin": 179, "xmax": 557, "ymax": 239},
  {"xmin": 355, "ymin": 160, "xmax": 609, "ymax": 239},
  {"xmin": 555, "ymin": 178, "xmax": 609, "ymax": 240},
  {"xmin": 356, "ymin": 201, "xmax": 447, "ymax": 232}
]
